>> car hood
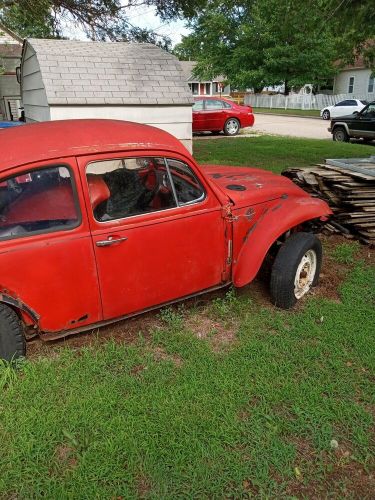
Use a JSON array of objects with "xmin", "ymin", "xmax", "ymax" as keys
[{"xmin": 202, "ymin": 165, "xmax": 312, "ymax": 207}]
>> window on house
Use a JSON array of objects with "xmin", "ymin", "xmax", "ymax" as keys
[
  {"xmin": 348, "ymin": 76, "xmax": 355, "ymax": 93},
  {"xmin": 368, "ymin": 75, "xmax": 374, "ymax": 93},
  {"xmin": 189, "ymin": 83, "xmax": 199, "ymax": 95},
  {"xmin": 0, "ymin": 165, "xmax": 80, "ymax": 240},
  {"xmin": 205, "ymin": 83, "xmax": 211, "ymax": 95}
]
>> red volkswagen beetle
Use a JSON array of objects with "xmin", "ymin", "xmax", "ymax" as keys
[
  {"xmin": 193, "ymin": 97, "xmax": 255, "ymax": 135},
  {"xmin": 0, "ymin": 119, "xmax": 330, "ymax": 361}
]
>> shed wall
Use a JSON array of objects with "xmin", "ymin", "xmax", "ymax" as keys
[
  {"xmin": 50, "ymin": 105, "xmax": 193, "ymax": 152},
  {"xmin": 22, "ymin": 44, "xmax": 50, "ymax": 122}
]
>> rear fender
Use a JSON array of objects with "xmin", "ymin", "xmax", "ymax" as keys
[
  {"xmin": 0, "ymin": 292, "xmax": 40, "ymax": 326},
  {"xmin": 233, "ymin": 197, "xmax": 331, "ymax": 287}
]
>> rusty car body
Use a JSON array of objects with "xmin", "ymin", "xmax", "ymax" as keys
[{"xmin": 0, "ymin": 120, "xmax": 331, "ymax": 360}]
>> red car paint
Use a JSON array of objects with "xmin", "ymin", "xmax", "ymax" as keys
[
  {"xmin": 193, "ymin": 97, "xmax": 254, "ymax": 133},
  {"xmin": 0, "ymin": 119, "xmax": 331, "ymax": 341}
]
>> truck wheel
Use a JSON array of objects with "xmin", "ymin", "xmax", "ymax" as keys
[
  {"xmin": 322, "ymin": 109, "xmax": 330, "ymax": 120},
  {"xmin": 270, "ymin": 232, "xmax": 322, "ymax": 309},
  {"xmin": 0, "ymin": 304, "xmax": 25, "ymax": 361},
  {"xmin": 333, "ymin": 126, "xmax": 349, "ymax": 142}
]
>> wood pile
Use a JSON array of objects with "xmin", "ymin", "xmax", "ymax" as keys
[{"xmin": 283, "ymin": 157, "xmax": 375, "ymax": 245}]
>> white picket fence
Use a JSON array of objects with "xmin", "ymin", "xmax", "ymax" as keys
[{"xmin": 244, "ymin": 92, "xmax": 373, "ymax": 110}]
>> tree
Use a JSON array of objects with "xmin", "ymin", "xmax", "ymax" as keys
[
  {"xmin": 174, "ymin": 0, "xmax": 374, "ymax": 93},
  {"xmin": 0, "ymin": 0, "xmax": 204, "ymax": 43}
]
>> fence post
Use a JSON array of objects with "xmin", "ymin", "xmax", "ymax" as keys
[
  {"xmin": 270, "ymin": 96, "xmax": 273, "ymax": 109},
  {"xmin": 285, "ymin": 96, "xmax": 288, "ymax": 110}
]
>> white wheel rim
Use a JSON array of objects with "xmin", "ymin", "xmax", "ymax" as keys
[
  {"xmin": 294, "ymin": 250, "xmax": 317, "ymax": 299},
  {"xmin": 226, "ymin": 119, "xmax": 239, "ymax": 134}
]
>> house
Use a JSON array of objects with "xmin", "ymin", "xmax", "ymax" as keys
[
  {"xmin": 0, "ymin": 23, "xmax": 22, "ymax": 121},
  {"xmin": 333, "ymin": 55, "xmax": 374, "ymax": 98},
  {"xmin": 179, "ymin": 61, "xmax": 230, "ymax": 97},
  {"xmin": 21, "ymin": 39, "xmax": 194, "ymax": 151}
]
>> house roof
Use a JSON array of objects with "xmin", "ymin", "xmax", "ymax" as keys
[
  {"xmin": 24, "ymin": 39, "xmax": 194, "ymax": 106},
  {"xmin": 179, "ymin": 60, "xmax": 226, "ymax": 83},
  {"xmin": 0, "ymin": 119, "xmax": 190, "ymax": 172}
]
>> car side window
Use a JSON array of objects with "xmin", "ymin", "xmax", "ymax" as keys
[
  {"xmin": 336, "ymin": 100, "xmax": 350, "ymax": 106},
  {"xmin": 361, "ymin": 104, "xmax": 375, "ymax": 118},
  {"xmin": 0, "ymin": 165, "xmax": 80, "ymax": 240},
  {"xmin": 86, "ymin": 157, "xmax": 176, "ymax": 222},
  {"xmin": 222, "ymin": 101, "xmax": 232, "ymax": 109},
  {"xmin": 205, "ymin": 99, "xmax": 224, "ymax": 110},
  {"xmin": 193, "ymin": 100, "xmax": 204, "ymax": 111},
  {"xmin": 347, "ymin": 100, "xmax": 357, "ymax": 106},
  {"xmin": 166, "ymin": 159, "xmax": 205, "ymax": 205}
]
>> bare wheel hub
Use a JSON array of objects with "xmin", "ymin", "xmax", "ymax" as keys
[{"xmin": 294, "ymin": 249, "xmax": 317, "ymax": 299}]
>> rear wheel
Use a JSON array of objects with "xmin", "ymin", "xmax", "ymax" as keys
[
  {"xmin": 322, "ymin": 109, "xmax": 330, "ymax": 120},
  {"xmin": 270, "ymin": 232, "xmax": 322, "ymax": 309},
  {"xmin": 224, "ymin": 118, "xmax": 240, "ymax": 136},
  {"xmin": 333, "ymin": 126, "xmax": 349, "ymax": 142},
  {"xmin": 0, "ymin": 304, "xmax": 25, "ymax": 361}
]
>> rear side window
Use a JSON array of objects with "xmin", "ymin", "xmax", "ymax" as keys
[
  {"xmin": 0, "ymin": 165, "xmax": 80, "ymax": 240},
  {"xmin": 193, "ymin": 100, "xmax": 204, "ymax": 111},
  {"xmin": 166, "ymin": 159, "xmax": 205, "ymax": 205},
  {"xmin": 205, "ymin": 99, "xmax": 224, "ymax": 109}
]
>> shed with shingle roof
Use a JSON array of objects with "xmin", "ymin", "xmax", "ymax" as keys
[{"xmin": 21, "ymin": 38, "xmax": 194, "ymax": 151}]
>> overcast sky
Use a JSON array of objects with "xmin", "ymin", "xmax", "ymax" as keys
[{"xmin": 62, "ymin": 4, "xmax": 190, "ymax": 46}]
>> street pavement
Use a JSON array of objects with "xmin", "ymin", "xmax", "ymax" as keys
[{"xmin": 251, "ymin": 113, "xmax": 331, "ymax": 139}]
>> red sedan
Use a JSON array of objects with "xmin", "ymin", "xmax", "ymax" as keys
[{"xmin": 193, "ymin": 97, "xmax": 255, "ymax": 136}]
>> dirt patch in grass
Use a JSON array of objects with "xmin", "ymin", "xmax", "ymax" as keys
[
  {"xmin": 53, "ymin": 444, "xmax": 78, "ymax": 471},
  {"xmin": 151, "ymin": 346, "xmax": 183, "ymax": 367},
  {"xmin": 185, "ymin": 311, "xmax": 238, "ymax": 352},
  {"xmin": 136, "ymin": 474, "xmax": 151, "ymax": 499}
]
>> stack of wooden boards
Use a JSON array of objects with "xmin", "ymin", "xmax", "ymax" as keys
[{"xmin": 283, "ymin": 156, "xmax": 375, "ymax": 245}]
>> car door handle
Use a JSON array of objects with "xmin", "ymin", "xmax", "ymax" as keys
[{"xmin": 96, "ymin": 236, "xmax": 128, "ymax": 247}]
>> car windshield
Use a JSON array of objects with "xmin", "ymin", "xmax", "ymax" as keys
[{"xmin": 360, "ymin": 100, "xmax": 369, "ymax": 105}]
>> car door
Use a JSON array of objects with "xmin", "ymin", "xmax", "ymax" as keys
[
  {"xmin": 79, "ymin": 153, "xmax": 228, "ymax": 320},
  {"xmin": 204, "ymin": 99, "xmax": 226, "ymax": 131},
  {"xmin": 192, "ymin": 99, "xmax": 205, "ymax": 131},
  {"xmin": 353, "ymin": 103, "xmax": 375, "ymax": 138},
  {"xmin": 0, "ymin": 158, "xmax": 101, "ymax": 333},
  {"xmin": 331, "ymin": 100, "xmax": 352, "ymax": 118}
]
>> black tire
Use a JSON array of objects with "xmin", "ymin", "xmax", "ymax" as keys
[
  {"xmin": 333, "ymin": 126, "xmax": 349, "ymax": 142},
  {"xmin": 0, "ymin": 304, "xmax": 25, "ymax": 361},
  {"xmin": 322, "ymin": 109, "xmax": 330, "ymax": 120},
  {"xmin": 270, "ymin": 232, "xmax": 322, "ymax": 309},
  {"xmin": 224, "ymin": 118, "xmax": 240, "ymax": 136}
]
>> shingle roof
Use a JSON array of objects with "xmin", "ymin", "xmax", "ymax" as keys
[
  {"xmin": 179, "ymin": 60, "xmax": 226, "ymax": 83},
  {"xmin": 25, "ymin": 39, "xmax": 194, "ymax": 106}
]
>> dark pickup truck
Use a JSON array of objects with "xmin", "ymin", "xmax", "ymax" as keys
[{"xmin": 329, "ymin": 101, "xmax": 375, "ymax": 142}]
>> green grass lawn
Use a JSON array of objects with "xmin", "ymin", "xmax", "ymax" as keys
[
  {"xmin": 1, "ymin": 138, "xmax": 374, "ymax": 498},
  {"xmin": 253, "ymin": 107, "xmax": 321, "ymax": 117},
  {"xmin": 194, "ymin": 135, "xmax": 375, "ymax": 173}
]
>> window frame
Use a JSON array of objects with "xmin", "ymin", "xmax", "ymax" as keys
[
  {"xmin": 348, "ymin": 76, "xmax": 355, "ymax": 94},
  {"xmin": 368, "ymin": 75, "xmax": 374, "ymax": 93},
  {"xmin": 85, "ymin": 156, "xmax": 207, "ymax": 225},
  {"xmin": 165, "ymin": 158, "xmax": 206, "ymax": 206},
  {"xmin": 0, "ymin": 163, "xmax": 82, "ymax": 242}
]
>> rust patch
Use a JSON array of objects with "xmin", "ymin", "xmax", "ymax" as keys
[{"xmin": 245, "ymin": 208, "xmax": 255, "ymax": 221}]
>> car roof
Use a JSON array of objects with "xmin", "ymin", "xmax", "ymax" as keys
[
  {"xmin": 194, "ymin": 96, "xmax": 236, "ymax": 104},
  {"xmin": 0, "ymin": 119, "xmax": 190, "ymax": 173}
]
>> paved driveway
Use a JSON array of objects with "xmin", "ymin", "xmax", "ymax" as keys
[{"xmin": 252, "ymin": 113, "xmax": 331, "ymax": 139}]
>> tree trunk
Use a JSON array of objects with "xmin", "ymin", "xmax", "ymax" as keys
[{"xmin": 284, "ymin": 80, "xmax": 290, "ymax": 95}]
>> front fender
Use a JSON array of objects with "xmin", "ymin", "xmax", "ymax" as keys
[{"xmin": 233, "ymin": 196, "xmax": 331, "ymax": 287}]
